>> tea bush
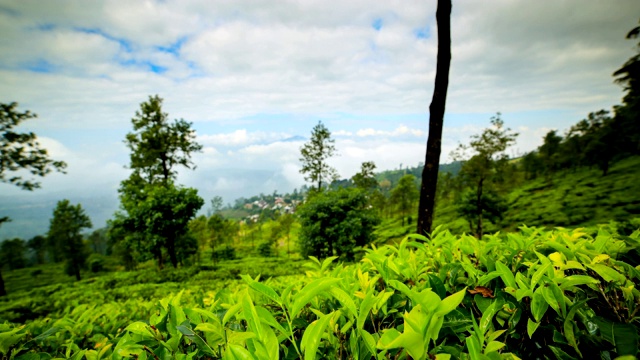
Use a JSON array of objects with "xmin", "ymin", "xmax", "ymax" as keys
[{"xmin": 2, "ymin": 225, "xmax": 639, "ymax": 359}]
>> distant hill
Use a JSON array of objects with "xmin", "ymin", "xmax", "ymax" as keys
[
  {"xmin": 375, "ymin": 161, "xmax": 462, "ymax": 186},
  {"xmin": 0, "ymin": 194, "xmax": 119, "ymax": 240},
  {"xmin": 433, "ymin": 156, "xmax": 640, "ymax": 234}
]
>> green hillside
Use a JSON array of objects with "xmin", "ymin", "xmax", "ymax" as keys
[{"xmin": 433, "ymin": 156, "xmax": 640, "ymax": 235}]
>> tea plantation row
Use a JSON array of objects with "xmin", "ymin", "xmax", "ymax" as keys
[{"xmin": 2, "ymin": 224, "xmax": 640, "ymax": 359}]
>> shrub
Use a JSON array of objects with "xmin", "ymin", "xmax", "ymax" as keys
[
  {"xmin": 211, "ymin": 245, "xmax": 236, "ymax": 261},
  {"xmin": 297, "ymin": 187, "xmax": 380, "ymax": 260},
  {"xmin": 257, "ymin": 240, "xmax": 275, "ymax": 257}
]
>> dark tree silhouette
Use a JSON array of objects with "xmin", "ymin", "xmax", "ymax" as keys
[{"xmin": 417, "ymin": 0, "xmax": 452, "ymax": 236}]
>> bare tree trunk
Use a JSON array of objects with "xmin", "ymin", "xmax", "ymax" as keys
[
  {"xmin": 476, "ymin": 178, "xmax": 484, "ymax": 238},
  {"xmin": 0, "ymin": 268, "xmax": 6, "ymax": 296},
  {"xmin": 417, "ymin": 0, "xmax": 452, "ymax": 236}
]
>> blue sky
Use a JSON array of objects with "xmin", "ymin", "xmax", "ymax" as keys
[{"xmin": 0, "ymin": 0, "xmax": 639, "ymax": 237}]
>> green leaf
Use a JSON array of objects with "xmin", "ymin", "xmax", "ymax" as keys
[
  {"xmin": 0, "ymin": 326, "xmax": 26, "ymax": 355},
  {"xmin": 357, "ymin": 288, "xmax": 376, "ymax": 330},
  {"xmin": 593, "ymin": 317, "xmax": 639, "ymax": 356},
  {"xmin": 531, "ymin": 287, "xmax": 548, "ymax": 323},
  {"xmin": 178, "ymin": 323, "xmax": 216, "ymax": 356},
  {"xmin": 125, "ymin": 322, "xmax": 154, "ymax": 338},
  {"xmin": 558, "ymin": 275, "xmax": 600, "ymax": 290},
  {"xmin": 479, "ymin": 300, "xmax": 501, "ymax": 337},
  {"xmin": 290, "ymin": 278, "xmax": 340, "ymax": 318},
  {"xmin": 225, "ymin": 344, "xmax": 256, "ymax": 360},
  {"xmin": 300, "ymin": 311, "xmax": 334, "ymax": 360},
  {"xmin": 436, "ymin": 288, "xmax": 467, "ymax": 316},
  {"xmin": 466, "ymin": 336, "xmax": 482, "ymax": 360},
  {"xmin": 586, "ymin": 264, "xmax": 626, "ymax": 283},
  {"xmin": 495, "ymin": 262, "xmax": 517, "ymax": 289},
  {"xmin": 242, "ymin": 275, "xmax": 281, "ymax": 305},
  {"xmin": 428, "ymin": 274, "xmax": 447, "ymax": 299},
  {"xmin": 531, "ymin": 263, "xmax": 552, "ymax": 290},
  {"xmin": 328, "ymin": 287, "xmax": 358, "ymax": 318},
  {"xmin": 549, "ymin": 346, "xmax": 575, "ymax": 360},
  {"xmin": 360, "ymin": 329, "xmax": 377, "ymax": 356},
  {"xmin": 563, "ymin": 299, "xmax": 588, "ymax": 357},
  {"xmin": 541, "ymin": 283, "xmax": 561, "ymax": 316},
  {"xmin": 377, "ymin": 328, "xmax": 401, "ymax": 349},
  {"xmin": 484, "ymin": 341, "xmax": 505, "ymax": 354},
  {"xmin": 321, "ymin": 256, "xmax": 339, "ymax": 272},
  {"xmin": 223, "ymin": 303, "xmax": 243, "ymax": 326},
  {"xmin": 255, "ymin": 306, "xmax": 289, "ymax": 336}
]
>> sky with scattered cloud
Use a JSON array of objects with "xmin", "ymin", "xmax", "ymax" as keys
[{"xmin": 1, "ymin": 0, "xmax": 639, "ymax": 238}]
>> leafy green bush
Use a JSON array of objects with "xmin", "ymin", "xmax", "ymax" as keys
[
  {"xmin": 88, "ymin": 254, "xmax": 106, "ymax": 273},
  {"xmin": 2, "ymin": 225, "xmax": 640, "ymax": 359},
  {"xmin": 297, "ymin": 187, "xmax": 380, "ymax": 260},
  {"xmin": 257, "ymin": 241, "xmax": 274, "ymax": 257},
  {"xmin": 211, "ymin": 245, "xmax": 236, "ymax": 261}
]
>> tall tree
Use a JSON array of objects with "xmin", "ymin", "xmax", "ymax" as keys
[
  {"xmin": 417, "ymin": 0, "xmax": 452, "ymax": 236},
  {"xmin": 299, "ymin": 121, "xmax": 338, "ymax": 191},
  {"xmin": 391, "ymin": 174, "xmax": 420, "ymax": 227},
  {"xmin": 208, "ymin": 196, "xmax": 224, "ymax": 216},
  {"xmin": 351, "ymin": 161, "xmax": 378, "ymax": 191},
  {"xmin": 0, "ymin": 238, "xmax": 27, "ymax": 270},
  {"xmin": 115, "ymin": 95, "xmax": 203, "ymax": 268},
  {"xmin": 0, "ymin": 102, "xmax": 67, "ymax": 296},
  {"xmin": 1, "ymin": 102, "xmax": 67, "ymax": 190},
  {"xmin": 117, "ymin": 181, "xmax": 203, "ymax": 268},
  {"xmin": 125, "ymin": 95, "xmax": 202, "ymax": 184},
  {"xmin": 27, "ymin": 235, "xmax": 47, "ymax": 264},
  {"xmin": 47, "ymin": 200, "xmax": 92, "ymax": 281},
  {"xmin": 613, "ymin": 20, "xmax": 640, "ymax": 155},
  {"xmin": 278, "ymin": 213, "xmax": 295, "ymax": 257},
  {"xmin": 453, "ymin": 114, "xmax": 518, "ymax": 238}
]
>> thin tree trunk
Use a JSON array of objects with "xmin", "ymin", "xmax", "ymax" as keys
[
  {"xmin": 74, "ymin": 263, "xmax": 81, "ymax": 281},
  {"xmin": 417, "ymin": 0, "xmax": 452, "ymax": 236},
  {"xmin": 476, "ymin": 178, "xmax": 484, "ymax": 238},
  {"xmin": 168, "ymin": 239, "xmax": 178, "ymax": 268},
  {"xmin": 0, "ymin": 268, "xmax": 6, "ymax": 296}
]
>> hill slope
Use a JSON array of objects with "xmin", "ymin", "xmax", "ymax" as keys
[{"xmin": 433, "ymin": 156, "xmax": 640, "ymax": 234}]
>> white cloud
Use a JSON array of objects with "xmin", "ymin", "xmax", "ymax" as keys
[{"xmin": 2, "ymin": 0, "xmax": 640, "ymax": 238}]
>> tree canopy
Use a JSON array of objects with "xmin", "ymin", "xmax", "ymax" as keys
[
  {"xmin": 0, "ymin": 102, "xmax": 67, "ymax": 191},
  {"xmin": 125, "ymin": 95, "xmax": 202, "ymax": 184},
  {"xmin": 453, "ymin": 114, "xmax": 518, "ymax": 237},
  {"xmin": 299, "ymin": 121, "xmax": 338, "ymax": 191},
  {"xmin": 47, "ymin": 200, "xmax": 92, "ymax": 281},
  {"xmin": 297, "ymin": 187, "xmax": 379, "ymax": 261},
  {"xmin": 112, "ymin": 95, "xmax": 204, "ymax": 269}
]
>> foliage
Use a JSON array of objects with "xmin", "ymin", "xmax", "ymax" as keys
[
  {"xmin": 27, "ymin": 235, "xmax": 46, "ymax": 265},
  {"xmin": 456, "ymin": 189, "xmax": 507, "ymax": 234},
  {"xmin": 351, "ymin": 161, "xmax": 378, "ymax": 191},
  {"xmin": 47, "ymin": 200, "xmax": 92, "ymax": 281},
  {"xmin": 87, "ymin": 253, "xmax": 106, "ymax": 273},
  {"xmin": 208, "ymin": 196, "xmax": 224, "ymax": 216},
  {"xmin": 3, "ymin": 225, "xmax": 640, "ymax": 359},
  {"xmin": 114, "ymin": 182, "xmax": 204, "ymax": 268},
  {"xmin": 112, "ymin": 95, "xmax": 203, "ymax": 270},
  {"xmin": 124, "ymin": 95, "xmax": 202, "ymax": 185},
  {"xmin": 0, "ymin": 239, "xmax": 27, "ymax": 270},
  {"xmin": 297, "ymin": 187, "xmax": 380, "ymax": 261},
  {"xmin": 0, "ymin": 102, "xmax": 67, "ymax": 191},
  {"xmin": 299, "ymin": 121, "xmax": 338, "ymax": 191},
  {"xmin": 211, "ymin": 245, "xmax": 237, "ymax": 262},
  {"xmin": 613, "ymin": 19, "xmax": 640, "ymax": 155},
  {"xmin": 390, "ymin": 174, "xmax": 419, "ymax": 226},
  {"xmin": 257, "ymin": 241, "xmax": 275, "ymax": 257},
  {"xmin": 453, "ymin": 114, "xmax": 518, "ymax": 237}
]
